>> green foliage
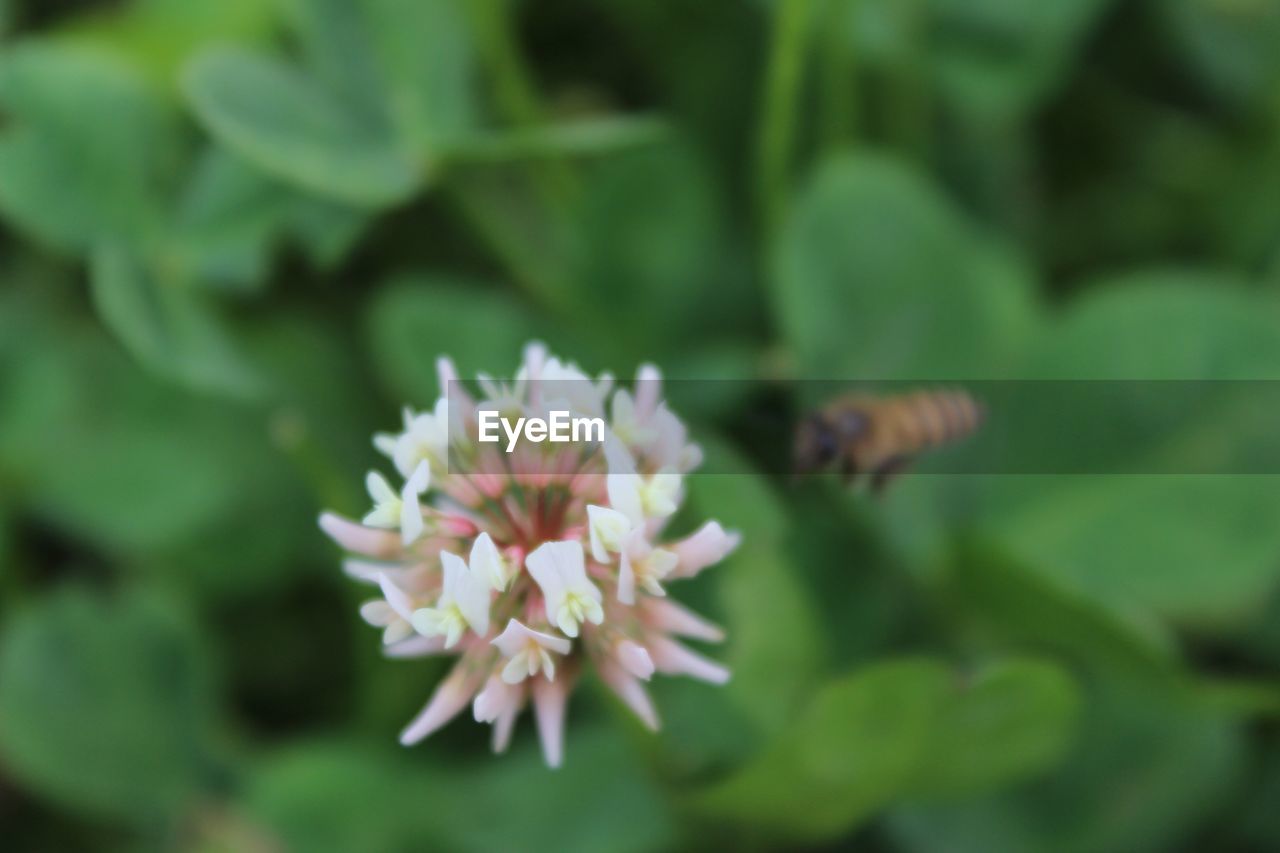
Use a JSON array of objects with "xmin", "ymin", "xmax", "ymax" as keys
[
  {"xmin": 0, "ymin": 586, "xmax": 220, "ymax": 825},
  {"xmin": 0, "ymin": 41, "xmax": 177, "ymax": 252},
  {"xmin": 775, "ymin": 153, "xmax": 1038, "ymax": 379},
  {"xmin": 692, "ymin": 657, "xmax": 1079, "ymax": 842},
  {"xmin": 90, "ymin": 245, "xmax": 265, "ymax": 397},
  {"xmin": 184, "ymin": 48, "xmax": 421, "ymax": 207},
  {"xmin": 889, "ymin": 680, "xmax": 1244, "ymax": 853},
  {"xmin": 3, "ymin": 0, "xmax": 1280, "ymax": 849}
]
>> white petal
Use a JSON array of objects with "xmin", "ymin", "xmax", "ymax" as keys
[
  {"xmin": 587, "ymin": 505, "xmax": 631, "ymax": 563},
  {"xmin": 383, "ymin": 620, "xmax": 414, "ymax": 645},
  {"xmin": 366, "ymin": 471, "xmax": 397, "ymax": 503},
  {"xmin": 501, "ymin": 653, "xmax": 531, "ymax": 684},
  {"xmin": 377, "ymin": 573, "xmax": 415, "ymax": 621},
  {"xmin": 362, "ymin": 504, "xmax": 400, "ymax": 529},
  {"xmin": 359, "ymin": 600, "xmax": 394, "ymax": 626},
  {"xmin": 525, "ymin": 541, "xmax": 572, "ymax": 605},
  {"xmin": 491, "ymin": 618, "xmax": 571, "ymax": 657},
  {"xmin": 439, "ymin": 551, "xmax": 468, "ymax": 602},
  {"xmin": 606, "ymin": 474, "xmax": 644, "ymax": 526},
  {"xmin": 406, "ymin": 459, "xmax": 431, "ymax": 495},
  {"xmin": 398, "ymin": 493, "xmax": 424, "ymax": 546},
  {"xmin": 373, "ymin": 433, "xmax": 398, "ymax": 458},
  {"xmin": 469, "ymin": 532, "xmax": 507, "ymax": 591},
  {"xmin": 454, "ymin": 566, "xmax": 491, "ymax": 637}
]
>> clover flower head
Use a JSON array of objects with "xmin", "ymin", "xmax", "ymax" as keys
[{"xmin": 320, "ymin": 342, "xmax": 740, "ymax": 767}]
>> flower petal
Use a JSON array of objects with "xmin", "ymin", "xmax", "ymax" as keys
[
  {"xmin": 491, "ymin": 618, "xmax": 571, "ymax": 657},
  {"xmin": 377, "ymin": 573, "xmax": 415, "ymax": 621},
  {"xmin": 648, "ymin": 636, "xmax": 730, "ymax": 684},
  {"xmin": 318, "ymin": 513, "xmax": 400, "ymax": 558},
  {"xmin": 400, "ymin": 665, "xmax": 481, "ymax": 745},
  {"xmin": 470, "ymin": 531, "xmax": 507, "ymax": 591},
  {"xmin": 641, "ymin": 599, "xmax": 726, "ymax": 642},
  {"xmin": 671, "ymin": 521, "xmax": 741, "ymax": 579},
  {"xmin": 532, "ymin": 673, "xmax": 571, "ymax": 768},
  {"xmin": 600, "ymin": 663, "xmax": 659, "ymax": 731}
]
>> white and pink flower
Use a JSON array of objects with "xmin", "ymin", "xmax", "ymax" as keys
[{"xmin": 320, "ymin": 343, "xmax": 739, "ymax": 767}]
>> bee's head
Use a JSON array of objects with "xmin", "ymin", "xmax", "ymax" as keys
[{"xmin": 792, "ymin": 413, "xmax": 841, "ymax": 476}]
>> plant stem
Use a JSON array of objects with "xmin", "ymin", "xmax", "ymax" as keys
[
  {"xmin": 757, "ymin": 0, "xmax": 814, "ymax": 239},
  {"xmin": 819, "ymin": 0, "xmax": 859, "ymax": 151}
]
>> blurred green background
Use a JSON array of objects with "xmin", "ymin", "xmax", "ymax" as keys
[{"xmin": 4, "ymin": 0, "xmax": 1280, "ymax": 850}]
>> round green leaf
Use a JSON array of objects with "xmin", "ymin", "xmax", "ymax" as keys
[
  {"xmin": 692, "ymin": 658, "xmax": 948, "ymax": 842},
  {"xmin": 0, "ymin": 586, "xmax": 220, "ymax": 824},
  {"xmin": 183, "ymin": 47, "xmax": 419, "ymax": 207},
  {"xmin": 775, "ymin": 153, "xmax": 1038, "ymax": 379}
]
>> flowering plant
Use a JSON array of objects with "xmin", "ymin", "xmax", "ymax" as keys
[{"xmin": 319, "ymin": 343, "xmax": 740, "ymax": 766}]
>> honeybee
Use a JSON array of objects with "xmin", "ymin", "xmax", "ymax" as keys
[{"xmin": 793, "ymin": 389, "xmax": 984, "ymax": 492}]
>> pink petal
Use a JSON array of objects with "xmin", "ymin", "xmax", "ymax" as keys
[
  {"xmin": 671, "ymin": 521, "xmax": 741, "ymax": 579},
  {"xmin": 617, "ymin": 551, "xmax": 636, "ymax": 605},
  {"xmin": 615, "ymin": 640, "xmax": 655, "ymax": 680},
  {"xmin": 600, "ymin": 662, "xmax": 659, "ymax": 731},
  {"xmin": 318, "ymin": 513, "xmax": 401, "ymax": 558},
  {"xmin": 384, "ymin": 635, "xmax": 447, "ymax": 658},
  {"xmin": 492, "ymin": 706, "xmax": 519, "ymax": 753},
  {"xmin": 641, "ymin": 599, "xmax": 725, "ymax": 643},
  {"xmin": 648, "ymin": 636, "xmax": 730, "ymax": 685},
  {"xmin": 400, "ymin": 665, "xmax": 482, "ymax": 745},
  {"xmin": 531, "ymin": 672, "xmax": 572, "ymax": 768}
]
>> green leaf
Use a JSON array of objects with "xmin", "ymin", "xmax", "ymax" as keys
[
  {"xmin": 57, "ymin": 0, "xmax": 282, "ymax": 86},
  {"xmin": 0, "ymin": 294, "xmax": 268, "ymax": 552},
  {"xmin": 692, "ymin": 658, "xmax": 948, "ymax": 842},
  {"xmin": 244, "ymin": 742, "xmax": 428, "ymax": 853},
  {"xmin": 359, "ymin": 0, "xmax": 479, "ymax": 148},
  {"xmin": 0, "ymin": 586, "xmax": 220, "ymax": 824},
  {"xmin": 245, "ymin": 729, "xmax": 677, "ymax": 853},
  {"xmin": 170, "ymin": 145, "xmax": 370, "ymax": 291},
  {"xmin": 928, "ymin": 0, "xmax": 1115, "ymax": 119},
  {"xmin": 286, "ymin": 0, "xmax": 480, "ymax": 149},
  {"xmin": 981, "ymin": 277, "xmax": 1280, "ymax": 628},
  {"xmin": 90, "ymin": 245, "xmax": 265, "ymax": 398},
  {"xmin": 1159, "ymin": 0, "xmax": 1280, "ymax": 109},
  {"xmin": 986, "ymin": 475, "xmax": 1280, "ymax": 628},
  {"xmin": 1028, "ymin": 274, "xmax": 1280, "ymax": 380},
  {"xmin": 688, "ymin": 437, "xmax": 823, "ymax": 732},
  {"xmin": 0, "ymin": 41, "xmax": 178, "ymax": 252},
  {"xmin": 428, "ymin": 728, "xmax": 678, "ymax": 853},
  {"xmin": 183, "ymin": 47, "xmax": 419, "ymax": 206},
  {"xmin": 366, "ymin": 274, "xmax": 538, "ymax": 403},
  {"xmin": 905, "ymin": 659, "xmax": 1080, "ymax": 799},
  {"xmin": 775, "ymin": 153, "xmax": 1039, "ymax": 379},
  {"xmin": 889, "ymin": 679, "xmax": 1244, "ymax": 853},
  {"xmin": 947, "ymin": 535, "xmax": 1178, "ymax": 676},
  {"xmin": 566, "ymin": 141, "xmax": 730, "ymax": 361},
  {"xmin": 693, "ymin": 655, "xmax": 1079, "ymax": 842}
]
